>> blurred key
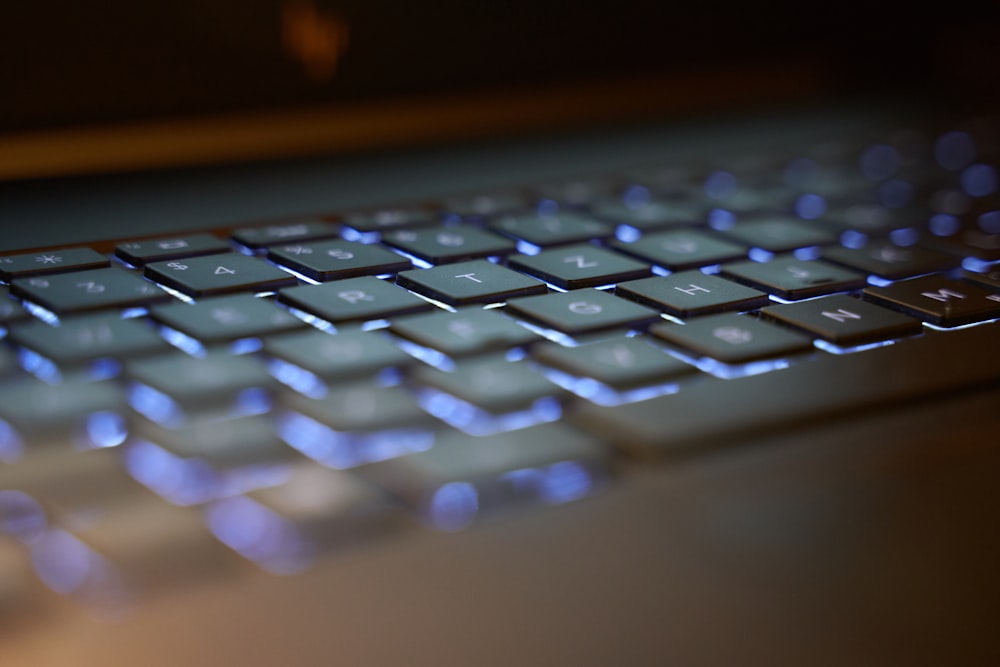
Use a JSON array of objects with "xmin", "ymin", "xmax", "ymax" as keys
[
  {"xmin": 115, "ymin": 234, "xmax": 230, "ymax": 266},
  {"xmin": 133, "ymin": 415, "xmax": 294, "ymax": 469},
  {"xmin": 610, "ymin": 229, "xmax": 747, "ymax": 271},
  {"xmin": 231, "ymin": 220, "xmax": 338, "ymax": 250},
  {"xmin": 264, "ymin": 328, "xmax": 414, "ymax": 388},
  {"xmin": 0, "ymin": 287, "xmax": 30, "ymax": 327},
  {"xmin": 390, "ymin": 307, "xmax": 540, "ymax": 357},
  {"xmin": 149, "ymin": 294, "xmax": 305, "ymax": 345},
  {"xmin": 414, "ymin": 357, "xmax": 565, "ymax": 415},
  {"xmin": 719, "ymin": 216, "xmax": 838, "ymax": 252},
  {"xmin": 532, "ymin": 336, "xmax": 694, "ymax": 392},
  {"xmin": 382, "ymin": 226, "xmax": 517, "ymax": 264},
  {"xmin": 488, "ymin": 212, "xmax": 614, "ymax": 247},
  {"xmin": 11, "ymin": 268, "xmax": 170, "ymax": 315},
  {"xmin": 822, "ymin": 242, "xmax": 959, "ymax": 280},
  {"xmin": 360, "ymin": 423, "xmax": 610, "ymax": 531},
  {"xmin": 207, "ymin": 463, "xmax": 393, "ymax": 574},
  {"xmin": 0, "ymin": 247, "xmax": 109, "ymax": 281},
  {"xmin": 720, "ymin": 257, "xmax": 866, "ymax": 300},
  {"xmin": 340, "ymin": 208, "xmax": 439, "ymax": 235},
  {"xmin": 590, "ymin": 197, "xmax": 707, "ymax": 231},
  {"xmin": 864, "ymin": 275, "xmax": 1000, "ymax": 326},
  {"xmin": 1, "ymin": 539, "xmax": 38, "ymax": 619}
]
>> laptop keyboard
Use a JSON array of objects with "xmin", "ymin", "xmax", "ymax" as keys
[{"xmin": 2, "ymin": 120, "xmax": 1000, "ymax": 615}]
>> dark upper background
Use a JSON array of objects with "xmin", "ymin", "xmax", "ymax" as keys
[{"xmin": 3, "ymin": 1, "xmax": 999, "ymax": 134}]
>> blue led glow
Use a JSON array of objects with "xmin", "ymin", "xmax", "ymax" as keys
[
  {"xmin": 623, "ymin": 185, "xmax": 651, "ymax": 210},
  {"xmin": 505, "ymin": 347, "xmax": 527, "ymax": 362},
  {"xmin": 0, "ymin": 419, "xmax": 24, "ymax": 463},
  {"xmin": 416, "ymin": 388, "xmax": 562, "ymax": 436},
  {"xmin": 859, "ymin": 144, "xmax": 900, "ymax": 180},
  {"xmin": 120, "ymin": 307, "xmax": 148, "ymax": 319},
  {"xmin": 22, "ymin": 302, "xmax": 60, "ymax": 325},
  {"xmin": 866, "ymin": 275, "xmax": 895, "ymax": 287},
  {"xmin": 748, "ymin": 247, "xmax": 774, "ymax": 263},
  {"xmin": 390, "ymin": 249, "xmax": 433, "ymax": 269},
  {"xmin": 707, "ymin": 208, "xmax": 736, "ymax": 231},
  {"xmin": 128, "ymin": 383, "xmax": 184, "ymax": 427},
  {"xmin": 961, "ymin": 164, "xmax": 997, "ymax": 198},
  {"xmin": 794, "ymin": 193, "xmax": 827, "ymax": 220},
  {"xmin": 339, "ymin": 227, "xmax": 381, "ymax": 244},
  {"xmin": 0, "ymin": 490, "xmax": 47, "ymax": 541},
  {"xmin": 159, "ymin": 326, "xmax": 206, "ymax": 357},
  {"xmin": 428, "ymin": 482, "xmax": 479, "ymax": 532},
  {"xmin": 515, "ymin": 240, "xmax": 542, "ymax": 256},
  {"xmin": 83, "ymin": 411, "xmax": 127, "ymax": 449},
  {"xmin": 888, "ymin": 227, "xmax": 919, "ymax": 247},
  {"xmin": 509, "ymin": 319, "xmax": 579, "ymax": 347},
  {"xmin": 928, "ymin": 214, "xmax": 961, "ymax": 237},
  {"xmin": 152, "ymin": 282, "xmax": 195, "ymax": 304},
  {"xmin": 840, "ymin": 229, "xmax": 868, "ymax": 249},
  {"xmin": 205, "ymin": 496, "xmax": 311, "ymax": 574},
  {"xmin": 18, "ymin": 349, "xmax": 61, "ymax": 384},
  {"xmin": 286, "ymin": 306, "xmax": 336, "ymax": 332},
  {"xmin": 813, "ymin": 338, "xmax": 897, "ymax": 355},
  {"xmin": 538, "ymin": 462, "xmax": 594, "ymax": 504},
  {"xmin": 269, "ymin": 261, "xmax": 320, "ymax": 285},
  {"xmin": 394, "ymin": 338, "xmax": 456, "ymax": 371},
  {"xmin": 124, "ymin": 441, "xmax": 219, "ymax": 506},
  {"xmin": 650, "ymin": 264, "xmax": 670, "ymax": 277},
  {"xmin": 376, "ymin": 367, "xmax": 403, "ymax": 386},
  {"xmin": 234, "ymin": 388, "xmax": 273, "ymax": 417},
  {"xmin": 934, "ymin": 131, "xmax": 976, "ymax": 170},
  {"xmin": 276, "ymin": 412, "xmax": 432, "ymax": 469},
  {"xmin": 614, "ymin": 225, "xmax": 642, "ymax": 243},
  {"xmin": 666, "ymin": 349, "xmax": 792, "ymax": 379},
  {"xmin": 536, "ymin": 199, "xmax": 560, "ymax": 216},
  {"xmin": 878, "ymin": 179, "xmax": 914, "ymax": 209},
  {"xmin": 229, "ymin": 338, "xmax": 263, "ymax": 355},
  {"xmin": 792, "ymin": 246, "xmax": 822, "ymax": 261},
  {"xmin": 962, "ymin": 256, "xmax": 998, "ymax": 273},
  {"xmin": 978, "ymin": 211, "xmax": 1000, "ymax": 234},
  {"xmin": 704, "ymin": 171, "xmax": 737, "ymax": 199},
  {"xmin": 268, "ymin": 358, "xmax": 328, "ymax": 398},
  {"xmin": 539, "ymin": 367, "xmax": 678, "ymax": 406},
  {"xmin": 923, "ymin": 317, "xmax": 999, "ymax": 332},
  {"xmin": 360, "ymin": 318, "xmax": 394, "ymax": 331},
  {"xmin": 29, "ymin": 529, "xmax": 96, "ymax": 594},
  {"xmin": 88, "ymin": 358, "xmax": 121, "ymax": 381}
]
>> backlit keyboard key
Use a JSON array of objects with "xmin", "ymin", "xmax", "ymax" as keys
[
  {"xmin": 761, "ymin": 294, "xmax": 923, "ymax": 346},
  {"xmin": 389, "ymin": 307, "xmax": 540, "ymax": 357},
  {"xmin": 382, "ymin": 226, "xmax": 517, "ymax": 264},
  {"xmin": 488, "ymin": 212, "xmax": 614, "ymax": 247},
  {"xmin": 822, "ymin": 242, "xmax": 959, "ymax": 280},
  {"xmin": 115, "ymin": 234, "xmax": 230, "ymax": 266},
  {"xmin": 264, "ymin": 328, "xmax": 414, "ymax": 383},
  {"xmin": 396, "ymin": 259, "xmax": 547, "ymax": 306},
  {"xmin": 9, "ymin": 314, "xmax": 169, "ymax": 368},
  {"xmin": 145, "ymin": 253, "xmax": 297, "ymax": 298},
  {"xmin": 616, "ymin": 272, "xmax": 768, "ymax": 317},
  {"xmin": 650, "ymin": 313, "xmax": 813, "ymax": 364},
  {"xmin": 11, "ymin": 268, "xmax": 170, "ymax": 315},
  {"xmin": 507, "ymin": 244, "xmax": 650, "ymax": 289},
  {"xmin": 532, "ymin": 336, "xmax": 695, "ymax": 391},
  {"xmin": 279, "ymin": 276, "xmax": 433, "ymax": 324},
  {"xmin": 610, "ymin": 229, "xmax": 747, "ymax": 271},
  {"xmin": 863, "ymin": 275, "xmax": 1000, "ymax": 326},
  {"xmin": 268, "ymin": 239, "xmax": 411, "ymax": 281},
  {"xmin": 231, "ymin": 220, "xmax": 339, "ymax": 249},
  {"xmin": 149, "ymin": 294, "xmax": 305, "ymax": 345},
  {"xmin": 413, "ymin": 356, "xmax": 565, "ymax": 414},
  {"xmin": 0, "ymin": 247, "xmax": 109, "ymax": 281},
  {"xmin": 720, "ymin": 256, "xmax": 866, "ymax": 300},
  {"xmin": 506, "ymin": 289, "xmax": 660, "ymax": 335}
]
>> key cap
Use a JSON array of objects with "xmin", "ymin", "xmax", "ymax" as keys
[
  {"xmin": 150, "ymin": 294, "xmax": 305, "ymax": 344},
  {"xmin": 389, "ymin": 307, "xmax": 540, "ymax": 357},
  {"xmin": 207, "ymin": 462, "xmax": 393, "ymax": 573},
  {"xmin": 610, "ymin": 229, "xmax": 747, "ymax": 271},
  {"xmin": 761, "ymin": 294, "xmax": 923, "ymax": 346},
  {"xmin": 616, "ymin": 272, "xmax": 769, "ymax": 317},
  {"xmin": 0, "ymin": 380, "xmax": 127, "ymax": 457},
  {"xmin": 115, "ymin": 234, "xmax": 230, "ymax": 266},
  {"xmin": 822, "ymin": 242, "xmax": 959, "ymax": 280},
  {"xmin": 720, "ymin": 256, "xmax": 866, "ymax": 300},
  {"xmin": 126, "ymin": 352, "xmax": 275, "ymax": 426},
  {"xmin": 719, "ymin": 216, "xmax": 838, "ymax": 252},
  {"xmin": 396, "ymin": 259, "xmax": 547, "ymax": 306},
  {"xmin": 340, "ymin": 208, "xmax": 440, "ymax": 235},
  {"xmin": 863, "ymin": 275, "xmax": 1000, "ymax": 327},
  {"xmin": 413, "ymin": 357, "xmax": 565, "ymax": 414},
  {"xmin": 590, "ymin": 198, "xmax": 707, "ymax": 230},
  {"xmin": 264, "ymin": 328, "xmax": 414, "ymax": 383},
  {"xmin": 279, "ymin": 276, "xmax": 433, "ymax": 324},
  {"xmin": 281, "ymin": 383, "xmax": 436, "ymax": 433},
  {"xmin": 145, "ymin": 253, "xmax": 297, "ymax": 298},
  {"xmin": 962, "ymin": 267, "xmax": 1000, "ymax": 291},
  {"xmin": 11, "ymin": 268, "xmax": 171, "ymax": 315},
  {"xmin": 359, "ymin": 423, "xmax": 610, "ymax": 531},
  {"xmin": 231, "ymin": 220, "xmax": 339, "ymax": 249},
  {"xmin": 267, "ymin": 239, "xmax": 411, "ymax": 281},
  {"xmin": 0, "ymin": 247, "xmax": 109, "ymax": 281},
  {"xmin": 382, "ymin": 226, "xmax": 517, "ymax": 264},
  {"xmin": 572, "ymin": 321, "xmax": 1000, "ymax": 457},
  {"xmin": 532, "ymin": 336, "xmax": 695, "ymax": 390},
  {"xmin": 8, "ymin": 314, "xmax": 169, "ymax": 368},
  {"xmin": 650, "ymin": 313, "xmax": 813, "ymax": 364},
  {"xmin": 133, "ymin": 415, "xmax": 294, "ymax": 469},
  {"xmin": 442, "ymin": 191, "xmax": 530, "ymax": 219},
  {"xmin": 506, "ymin": 289, "xmax": 660, "ymax": 335},
  {"xmin": 507, "ymin": 244, "xmax": 650, "ymax": 289},
  {"xmin": 488, "ymin": 212, "xmax": 614, "ymax": 247}
]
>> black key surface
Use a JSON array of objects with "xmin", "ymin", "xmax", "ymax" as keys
[
  {"xmin": 382, "ymin": 226, "xmax": 517, "ymax": 264},
  {"xmin": 507, "ymin": 244, "xmax": 650, "ymax": 289},
  {"xmin": 150, "ymin": 294, "xmax": 306, "ymax": 344},
  {"xmin": 264, "ymin": 328, "xmax": 414, "ymax": 380},
  {"xmin": 279, "ymin": 276, "xmax": 433, "ymax": 324},
  {"xmin": 389, "ymin": 307, "xmax": 540, "ymax": 357},
  {"xmin": 650, "ymin": 313, "xmax": 813, "ymax": 364},
  {"xmin": 8, "ymin": 314, "xmax": 170, "ymax": 365},
  {"xmin": 506, "ymin": 289, "xmax": 660, "ymax": 335},
  {"xmin": 573, "ymin": 321, "xmax": 1000, "ymax": 457},
  {"xmin": 231, "ymin": 220, "xmax": 339, "ymax": 249},
  {"xmin": 611, "ymin": 229, "xmax": 746, "ymax": 270},
  {"xmin": 126, "ymin": 352, "xmax": 275, "ymax": 412},
  {"xmin": 863, "ymin": 275, "xmax": 1000, "ymax": 327},
  {"xmin": 0, "ymin": 247, "xmax": 109, "ymax": 281},
  {"xmin": 488, "ymin": 212, "xmax": 613, "ymax": 247},
  {"xmin": 396, "ymin": 259, "xmax": 547, "ymax": 306},
  {"xmin": 11, "ymin": 268, "xmax": 170, "ymax": 314},
  {"xmin": 115, "ymin": 234, "xmax": 230, "ymax": 266},
  {"xmin": 761, "ymin": 294, "xmax": 923, "ymax": 346},
  {"xmin": 719, "ymin": 217, "xmax": 837, "ymax": 252},
  {"xmin": 267, "ymin": 240, "xmax": 411, "ymax": 281},
  {"xmin": 822, "ymin": 242, "xmax": 959, "ymax": 280},
  {"xmin": 720, "ymin": 257, "xmax": 866, "ymax": 300},
  {"xmin": 532, "ymin": 336, "xmax": 694, "ymax": 390},
  {"xmin": 145, "ymin": 253, "xmax": 298, "ymax": 298},
  {"xmin": 616, "ymin": 272, "xmax": 769, "ymax": 317}
]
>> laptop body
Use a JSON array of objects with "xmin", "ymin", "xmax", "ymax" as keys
[{"xmin": 1, "ymin": 2, "xmax": 999, "ymax": 665}]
